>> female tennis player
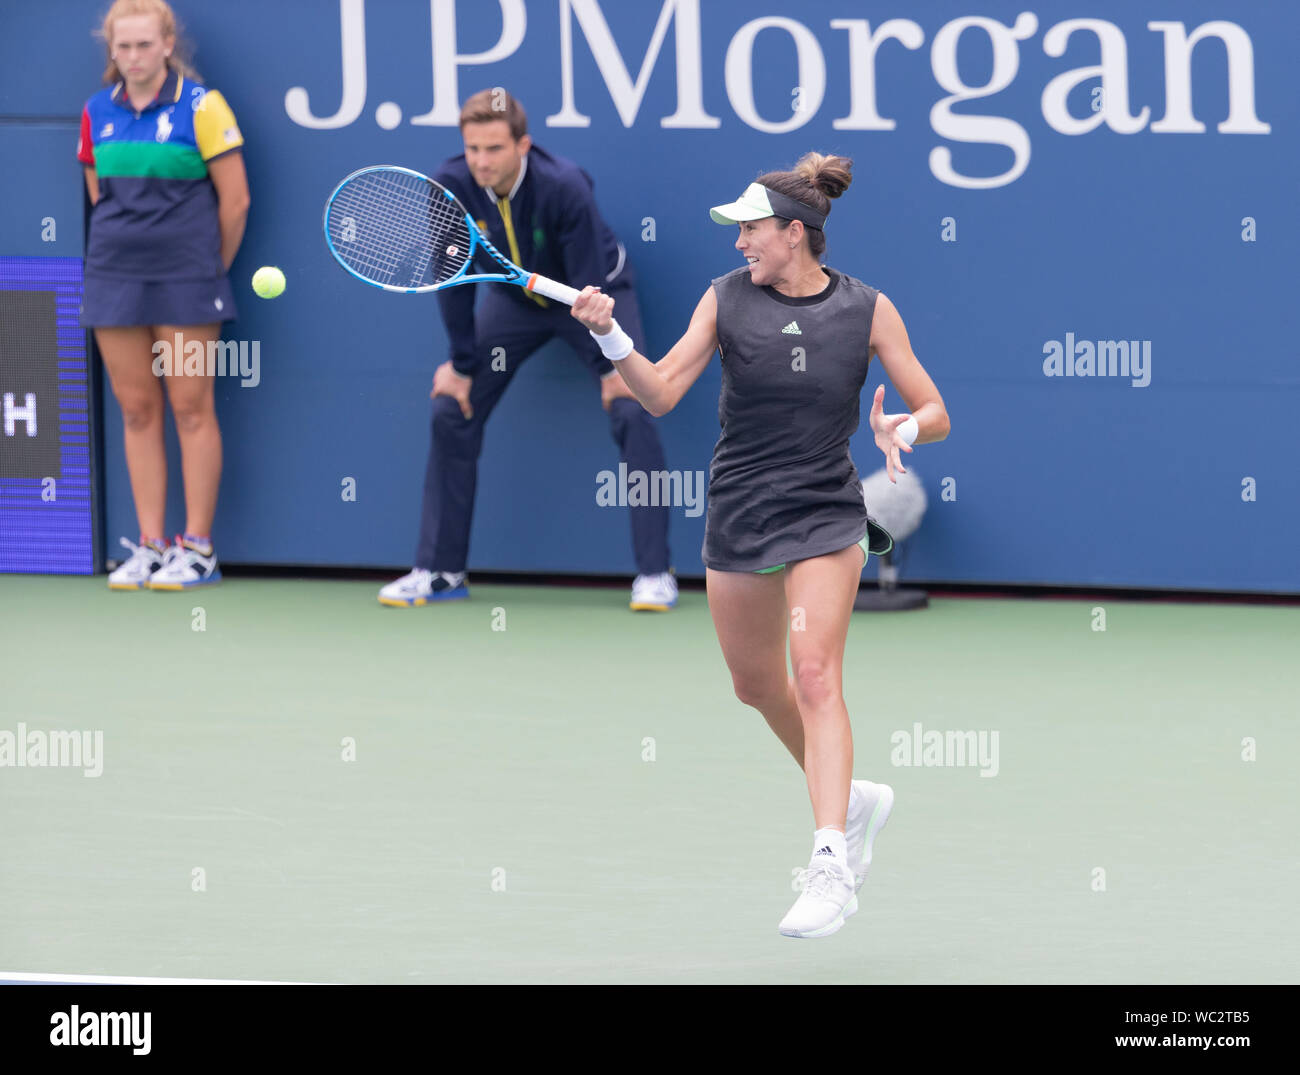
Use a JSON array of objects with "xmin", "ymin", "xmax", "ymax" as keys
[
  {"xmin": 571, "ymin": 153, "xmax": 950, "ymax": 938},
  {"xmin": 78, "ymin": 0, "xmax": 249, "ymax": 589}
]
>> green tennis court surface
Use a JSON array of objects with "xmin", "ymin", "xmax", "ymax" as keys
[{"xmin": 1, "ymin": 575, "xmax": 1295, "ymax": 983}]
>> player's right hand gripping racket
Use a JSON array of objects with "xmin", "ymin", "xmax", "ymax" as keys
[{"xmin": 323, "ymin": 165, "xmax": 581, "ymax": 305}]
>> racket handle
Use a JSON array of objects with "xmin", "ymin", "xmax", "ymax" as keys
[{"xmin": 525, "ymin": 273, "xmax": 581, "ymax": 306}]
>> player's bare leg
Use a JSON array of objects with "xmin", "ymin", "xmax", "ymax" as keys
[
  {"xmin": 706, "ymin": 567, "xmax": 803, "ymax": 764},
  {"xmin": 777, "ymin": 544, "xmax": 863, "ymax": 937},
  {"xmin": 783, "ymin": 544, "xmax": 862, "ymax": 834}
]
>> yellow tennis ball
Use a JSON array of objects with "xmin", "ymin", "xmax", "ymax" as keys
[{"xmin": 252, "ymin": 266, "xmax": 286, "ymax": 299}]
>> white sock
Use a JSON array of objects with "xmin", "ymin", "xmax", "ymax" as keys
[{"xmin": 811, "ymin": 827, "xmax": 849, "ymax": 870}]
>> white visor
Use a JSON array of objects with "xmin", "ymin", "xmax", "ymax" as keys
[{"xmin": 709, "ymin": 183, "xmax": 775, "ymax": 225}]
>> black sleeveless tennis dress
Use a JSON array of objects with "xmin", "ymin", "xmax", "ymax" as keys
[{"xmin": 702, "ymin": 265, "xmax": 890, "ymax": 572}]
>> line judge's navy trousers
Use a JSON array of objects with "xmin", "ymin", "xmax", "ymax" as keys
[{"xmin": 414, "ymin": 281, "xmax": 671, "ymax": 575}]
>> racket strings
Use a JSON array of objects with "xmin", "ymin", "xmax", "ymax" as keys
[{"xmin": 327, "ymin": 170, "xmax": 472, "ymax": 289}]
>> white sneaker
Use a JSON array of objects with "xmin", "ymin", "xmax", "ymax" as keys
[
  {"xmin": 780, "ymin": 857, "xmax": 858, "ymax": 938},
  {"xmin": 107, "ymin": 537, "xmax": 166, "ymax": 590},
  {"xmin": 378, "ymin": 568, "xmax": 468, "ymax": 607},
  {"xmin": 845, "ymin": 780, "xmax": 894, "ymax": 892},
  {"xmin": 149, "ymin": 537, "xmax": 221, "ymax": 589},
  {"xmin": 630, "ymin": 571, "xmax": 677, "ymax": 611}
]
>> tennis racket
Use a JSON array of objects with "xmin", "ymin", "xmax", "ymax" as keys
[{"xmin": 323, "ymin": 165, "xmax": 581, "ymax": 304}]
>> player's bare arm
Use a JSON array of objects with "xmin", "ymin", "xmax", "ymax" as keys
[
  {"xmin": 868, "ymin": 292, "xmax": 950, "ymax": 445},
  {"xmin": 571, "ymin": 286, "xmax": 718, "ymax": 418}
]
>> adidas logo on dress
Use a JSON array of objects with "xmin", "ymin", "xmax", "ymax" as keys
[{"xmin": 781, "ymin": 321, "xmax": 802, "ymax": 335}]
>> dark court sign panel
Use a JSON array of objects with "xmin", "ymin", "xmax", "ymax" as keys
[{"xmin": 0, "ymin": 257, "xmax": 95, "ymax": 574}]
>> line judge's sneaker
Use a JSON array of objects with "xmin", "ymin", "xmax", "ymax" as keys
[
  {"xmin": 845, "ymin": 780, "xmax": 895, "ymax": 893},
  {"xmin": 779, "ymin": 856, "xmax": 858, "ymax": 939},
  {"xmin": 378, "ymin": 568, "xmax": 468, "ymax": 607},
  {"xmin": 148, "ymin": 537, "xmax": 221, "ymax": 590},
  {"xmin": 630, "ymin": 571, "xmax": 677, "ymax": 611},
  {"xmin": 107, "ymin": 537, "xmax": 167, "ymax": 590}
]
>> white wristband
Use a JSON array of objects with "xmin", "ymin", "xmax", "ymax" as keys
[
  {"xmin": 590, "ymin": 319, "xmax": 635, "ymax": 361},
  {"xmin": 894, "ymin": 415, "xmax": 919, "ymax": 446}
]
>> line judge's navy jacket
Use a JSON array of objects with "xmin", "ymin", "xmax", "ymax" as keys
[{"xmin": 432, "ymin": 144, "xmax": 629, "ymax": 374}]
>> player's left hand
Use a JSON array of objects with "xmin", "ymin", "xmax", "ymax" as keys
[
  {"xmin": 600, "ymin": 369, "xmax": 636, "ymax": 411},
  {"xmin": 868, "ymin": 385, "xmax": 913, "ymax": 483}
]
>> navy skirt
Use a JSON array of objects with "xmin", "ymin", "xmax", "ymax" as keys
[{"xmin": 81, "ymin": 273, "xmax": 237, "ymax": 327}]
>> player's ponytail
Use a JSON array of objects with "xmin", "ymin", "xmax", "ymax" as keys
[
  {"xmin": 756, "ymin": 152, "xmax": 854, "ymax": 258},
  {"xmin": 795, "ymin": 153, "xmax": 853, "ymax": 201},
  {"xmin": 96, "ymin": 0, "xmax": 200, "ymax": 86}
]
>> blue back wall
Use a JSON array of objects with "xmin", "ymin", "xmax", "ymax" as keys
[{"xmin": 2, "ymin": 0, "xmax": 1295, "ymax": 590}]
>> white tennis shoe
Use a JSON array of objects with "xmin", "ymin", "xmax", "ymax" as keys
[
  {"xmin": 149, "ymin": 538, "xmax": 221, "ymax": 589},
  {"xmin": 378, "ymin": 568, "xmax": 468, "ymax": 607},
  {"xmin": 107, "ymin": 537, "xmax": 166, "ymax": 590},
  {"xmin": 779, "ymin": 856, "xmax": 858, "ymax": 938},
  {"xmin": 845, "ymin": 780, "xmax": 894, "ymax": 892},
  {"xmin": 630, "ymin": 572, "xmax": 677, "ymax": 611}
]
